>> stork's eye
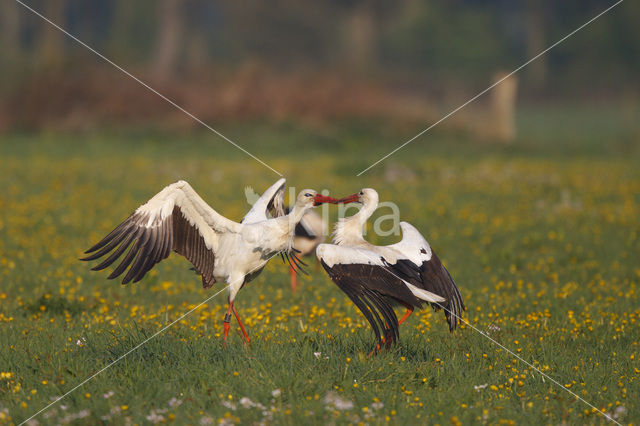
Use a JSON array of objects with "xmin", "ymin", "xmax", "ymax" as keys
[{"xmin": 305, "ymin": 193, "xmax": 313, "ymax": 197}]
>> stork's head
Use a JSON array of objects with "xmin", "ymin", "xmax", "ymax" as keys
[
  {"xmin": 295, "ymin": 189, "xmax": 338, "ymax": 208},
  {"xmin": 337, "ymin": 188, "xmax": 378, "ymax": 206}
]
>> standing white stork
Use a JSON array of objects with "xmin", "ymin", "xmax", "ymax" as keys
[
  {"xmin": 82, "ymin": 178, "xmax": 336, "ymax": 344},
  {"xmin": 316, "ymin": 188, "xmax": 465, "ymax": 349},
  {"xmin": 287, "ymin": 209, "xmax": 326, "ymax": 292}
]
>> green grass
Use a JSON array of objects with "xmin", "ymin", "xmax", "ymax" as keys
[{"xmin": 0, "ymin": 107, "xmax": 639, "ymax": 424}]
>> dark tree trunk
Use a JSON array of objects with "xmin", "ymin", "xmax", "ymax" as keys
[
  {"xmin": 525, "ymin": 0, "xmax": 546, "ymax": 88},
  {"xmin": 37, "ymin": 0, "xmax": 66, "ymax": 67},
  {"xmin": 1, "ymin": 1, "xmax": 22, "ymax": 59},
  {"xmin": 153, "ymin": 0, "xmax": 183, "ymax": 82},
  {"xmin": 344, "ymin": 1, "xmax": 377, "ymax": 72}
]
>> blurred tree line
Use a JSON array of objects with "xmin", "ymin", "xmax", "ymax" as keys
[
  {"xmin": 0, "ymin": 0, "xmax": 637, "ymax": 100},
  {"xmin": 0, "ymin": 0, "xmax": 640, "ymax": 128}
]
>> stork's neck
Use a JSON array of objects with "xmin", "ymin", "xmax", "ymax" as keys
[
  {"xmin": 287, "ymin": 204, "xmax": 310, "ymax": 230},
  {"xmin": 355, "ymin": 199, "xmax": 377, "ymax": 227},
  {"xmin": 333, "ymin": 200, "xmax": 377, "ymax": 245}
]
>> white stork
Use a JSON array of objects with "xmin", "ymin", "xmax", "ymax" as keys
[
  {"xmin": 82, "ymin": 178, "xmax": 336, "ymax": 344},
  {"xmin": 316, "ymin": 188, "xmax": 465, "ymax": 349},
  {"xmin": 287, "ymin": 209, "xmax": 326, "ymax": 292}
]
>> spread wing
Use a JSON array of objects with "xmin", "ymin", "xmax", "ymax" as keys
[
  {"xmin": 317, "ymin": 244, "xmax": 426, "ymax": 346},
  {"xmin": 385, "ymin": 222, "xmax": 466, "ymax": 331},
  {"xmin": 242, "ymin": 178, "xmax": 286, "ymax": 224},
  {"xmin": 81, "ymin": 180, "xmax": 241, "ymax": 288}
]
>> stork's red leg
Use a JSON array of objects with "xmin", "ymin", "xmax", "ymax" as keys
[
  {"xmin": 375, "ymin": 303, "xmax": 415, "ymax": 353},
  {"xmin": 223, "ymin": 302, "xmax": 233, "ymax": 344},
  {"xmin": 232, "ymin": 303, "xmax": 250, "ymax": 345},
  {"xmin": 398, "ymin": 303, "xmax": 414, "ymax": 326},
  {"xmin": 290, "ymin": 266, "xmax": 298, "ymax": 293},
  {"xmin": 369, "ymin": 337, "xmax": 387, "ymax": 357},
  {"xmin": 369, "ymin": 303, "xmax": 416, "ymax": 356}
]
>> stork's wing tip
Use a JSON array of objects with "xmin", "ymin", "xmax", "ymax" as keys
[
  {"xmin": 80, "ymin": 245, "xmax": 100, "ymax": 259},
  {"xmin": 106, "ymin": 270, "xmax": 121, "ymax": 279}
]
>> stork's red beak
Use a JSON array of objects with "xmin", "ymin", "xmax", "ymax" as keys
[
  {"xmin": 313, "ymin": 194, "xmax": 338, "ymax": 206},
  {"xmin": 337, "ymin": 193, "xmax": 360, "ymax": 204}
]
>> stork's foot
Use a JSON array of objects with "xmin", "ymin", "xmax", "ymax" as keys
[
  {"xmin": 384, "ymin": 336, "xmax": 393, "ymax": 350},
  {"xmin": 236, "ymin": 330, "xmax": 251, "ymax": 349},
  {"xmin": 368, "ymin": 336, "xmax": 388, "ymax": 357},
  {"xmin": 232, "ymin": 303, "xmax": 251, "ymax": 346},
  {"xmin": 368, "ymin": 346, "xmax": 382, "ymax": 357},
  {"xmin": 367, "ymin": 304, "xmax": 410, "ymax": 354}
]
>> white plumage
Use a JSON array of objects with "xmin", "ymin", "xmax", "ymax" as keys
[
  {"xmin": 83, "ymin": 178, "xmax": 336, "ymax": 343},
  {"xmin": 317, "ymin": 188, "xmax": 465, "ymax": 348}
]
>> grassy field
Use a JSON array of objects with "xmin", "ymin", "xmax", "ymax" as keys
[{"xmin": 1, "ymin": 107, "xmax": 639, "ymax": 424}]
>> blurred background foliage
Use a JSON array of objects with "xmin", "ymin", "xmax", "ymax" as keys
[
  {"xmin": 1, "ymin": 4, "xmax": 639, "ymax": 423},
  {"xmin": 0, "ymin": 0, "xmax": 638, "ymax": 133}
]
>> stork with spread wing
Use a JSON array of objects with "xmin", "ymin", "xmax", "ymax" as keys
[{"xmin": 82, "ymin": 178, "xmax": 336, "ymax": 344}]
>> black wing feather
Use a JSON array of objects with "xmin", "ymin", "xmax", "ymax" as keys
[
  {"xmin": 91, "ymin": 232, "xmax": 136, "ymax": 271},
  {"xmin": 330, "ymin": 269, "xmax": 388, "ymax": 346},
  {"xmin": 386, "ymin": 252, "xmax": 465, "ymax": 331},
  {"xmin": 82, "ymin": 206, "xmax": 217, "ymax": 288},
  {"xmin": 321, "ymin": 260, "xmax": 414, "ymax": 346}
]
